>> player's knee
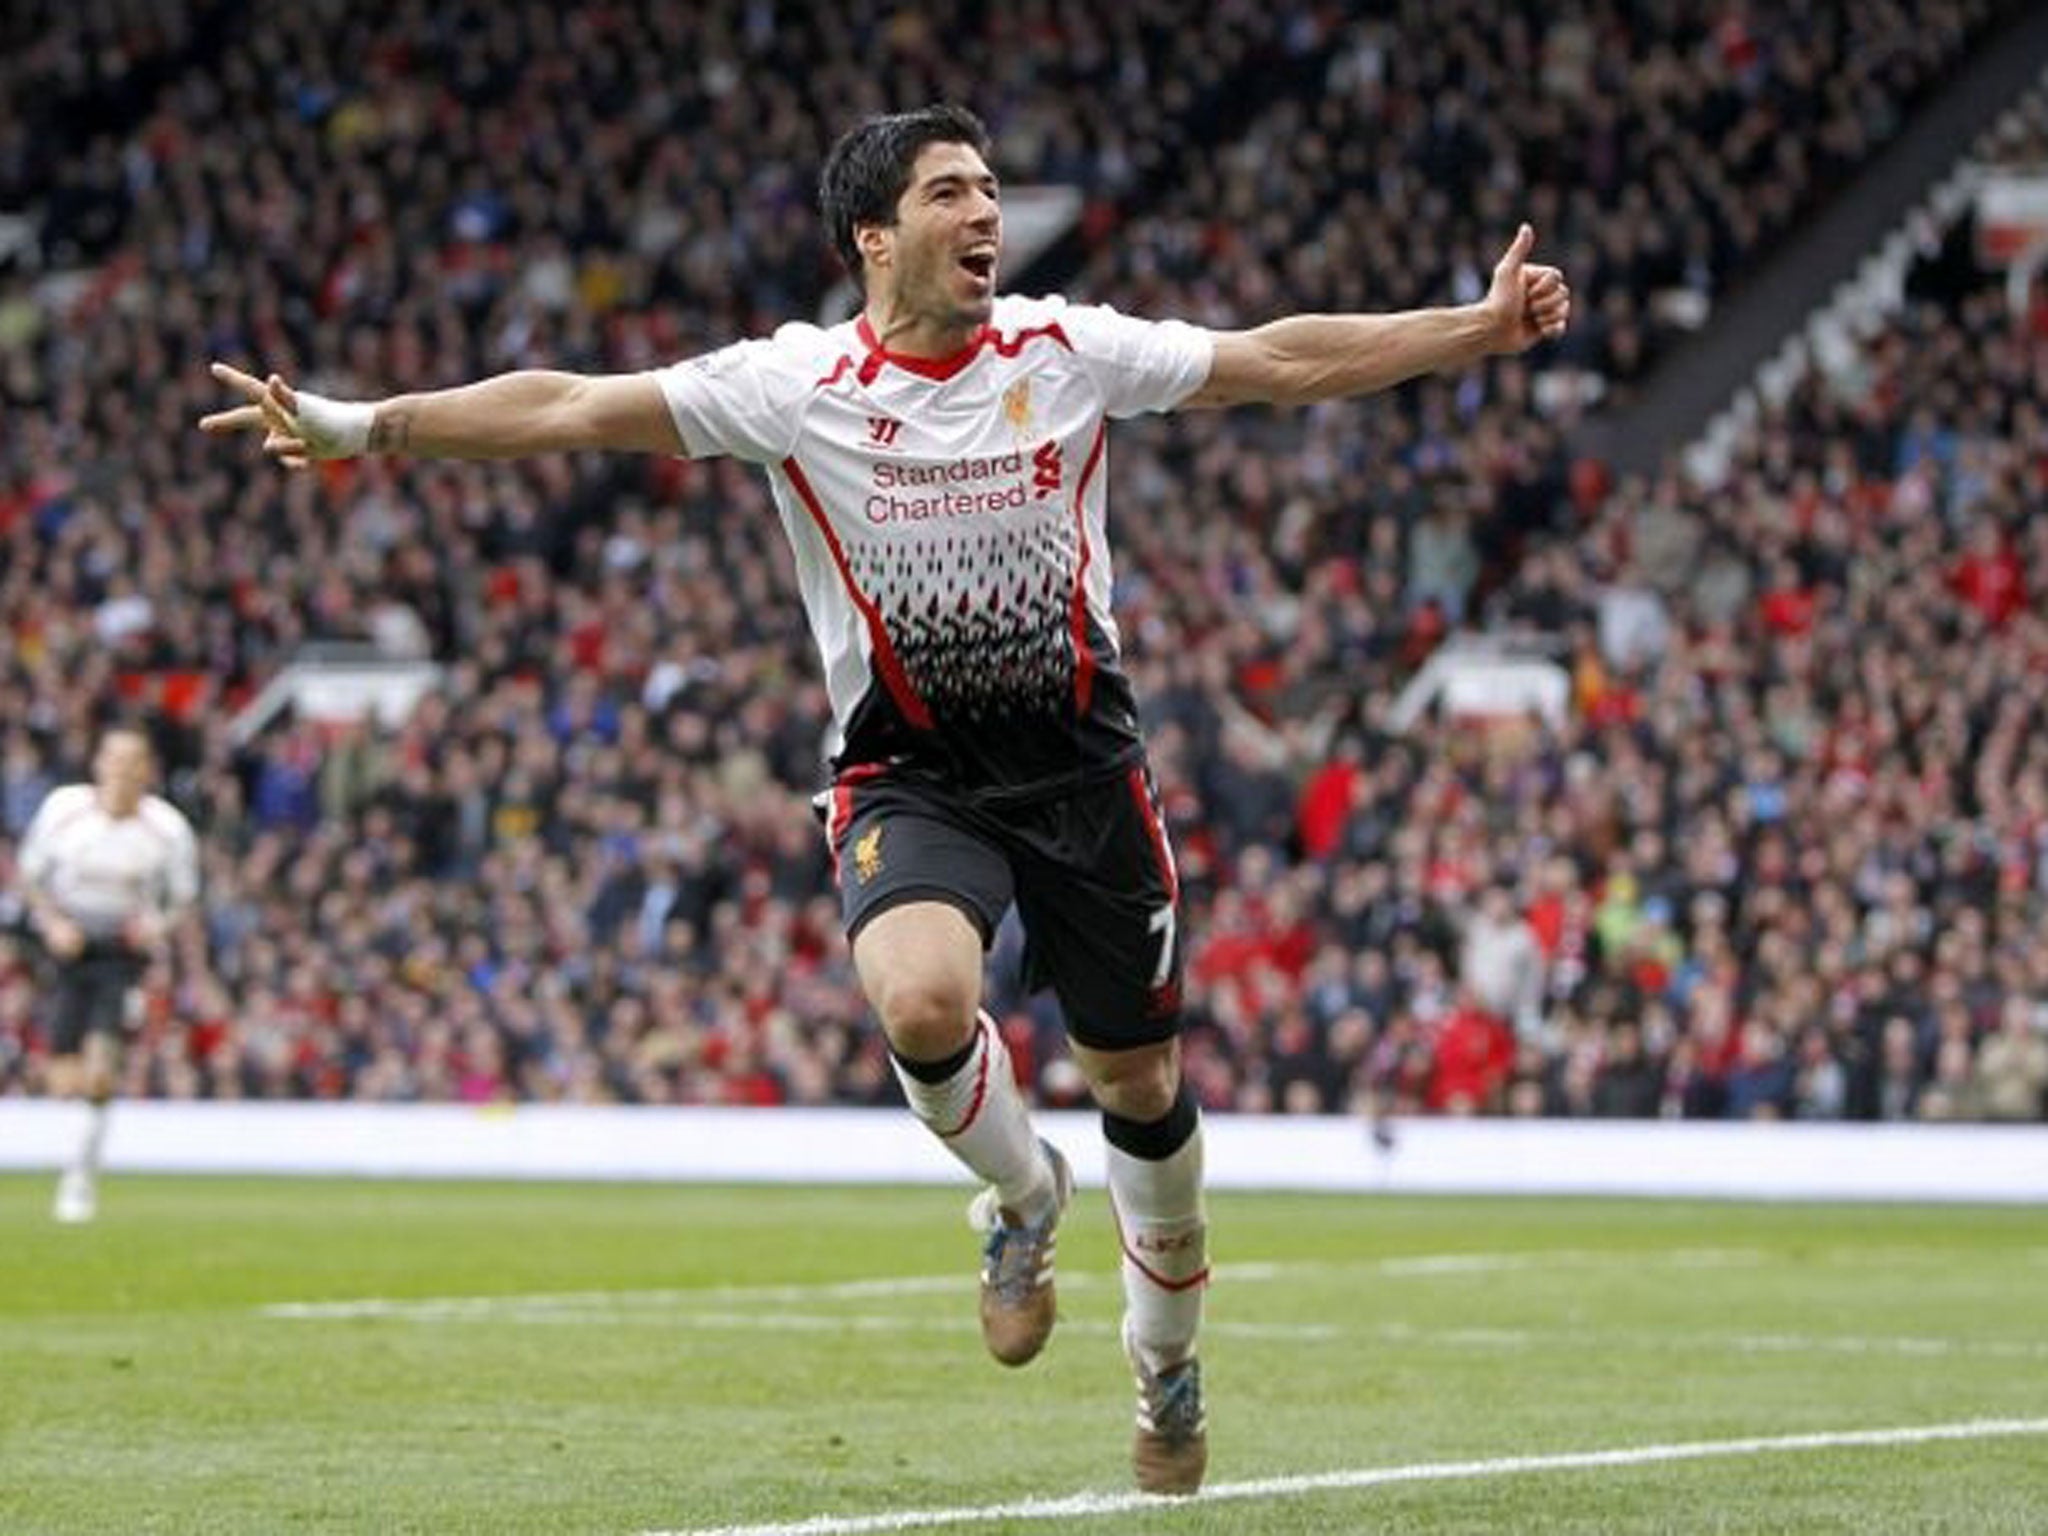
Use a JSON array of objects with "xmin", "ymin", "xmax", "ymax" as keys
[
  {"xmin": 1082, "ymin": 1044, "xmax": 1181, "ymax": 1122},
  {"xmin": 870, "ymin": 973, "xmax": 979, "ymax": 1060},
  {"xmin": 1093, "ymin": 1074, "xmax": 1178, "ymax": 1123}
]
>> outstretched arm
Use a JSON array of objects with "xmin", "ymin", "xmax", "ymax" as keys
[
  {"xmin": 199, "ymin": 365, "xmax": 681, "ymax": 467},
  {"xmin": 1182, "ymin": 224, "xmax": 1570, "ymax": 410}
]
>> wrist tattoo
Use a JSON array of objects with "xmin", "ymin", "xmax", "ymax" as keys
[{"xmin": 367, "ymin": 409, "xmax": 415, "ymax": 453}]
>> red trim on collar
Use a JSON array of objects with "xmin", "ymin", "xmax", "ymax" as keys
[
  {"xmin": 854, "ymin": 315, "xmax": 1072, "ymax": 382},
  {"xmin": 856, "ymin": 315, "xmax": 991, "ymax": 381}
]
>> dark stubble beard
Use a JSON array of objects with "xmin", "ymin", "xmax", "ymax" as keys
[{"xmin": 911, "ymin": 245, "xmax": 993, "ymax": 334}]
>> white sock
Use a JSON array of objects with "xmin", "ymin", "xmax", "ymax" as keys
[
  {"xmin": 1107, "ymin": 1111, "xmax": 1207, "ymax": 1373},
  {"xmin": 74, "ymin": 1101, "xmax": 110, "ymax": 1179},
  {"xmin": 891, "ymin": 1012, "xmax": 1054, "ymax": 1224}
]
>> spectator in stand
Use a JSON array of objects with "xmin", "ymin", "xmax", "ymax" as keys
[
  {"xmin": 1458, "ymin": 881, "xmax": 1545, "ymax": 1041},
  {"xmin": 1586, "ymin": 1018, "xmax": 1658, "ymax": 1117},
  {"xmin": 1427, "ymin": 990, "xmax": 1516, "ymax": 1115},
  {"xmin": 1974, "ymin": 997, "xmax": 2048, "ymax": 1121}
]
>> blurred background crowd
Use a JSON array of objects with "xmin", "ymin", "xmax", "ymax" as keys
[{"xmin": 2, "ymin": 0, "xmax": 2044, "ymax": 1124}]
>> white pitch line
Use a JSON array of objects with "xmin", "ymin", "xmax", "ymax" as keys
[
  {"xmin": 647, "ymin": 1417, "xmax": 2048, "ymax": 1536},
  {"xmin": 1369, "ymin": 1321, "xmax": 2048, "ymax": 1362},
  {"xmin": 258, "ymin": 1297, "xmax": 2048, "ymax": 1361},
  {"xmin": 1201, "ymin": 1246, "xmax": 1765, "ymax": 1283},
  {"xmin": 259, "ymin": 1275, "xmax": 969, "ymax": 1320},
  {"xmin": 256, "ymin": 1246, "xmax": 1764, "ymax": 1322},
  {"xmin": 257, "ymin": 1302, "xmax": 1335, "ymax": 1341},
  {"xmin": 1720, "ymin": 1330, "xmax": 2048, "ymax": 1362},
  {"xmin": 257, "ymin": 1277, "xmax": 2048, "ymax": 1364}
]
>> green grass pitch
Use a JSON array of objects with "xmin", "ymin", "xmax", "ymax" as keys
[{"xmin": 2, "ymin": 1174, "xmax": 2045, "ymax": 1533}]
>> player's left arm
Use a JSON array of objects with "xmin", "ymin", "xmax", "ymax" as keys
[
  {"xmin": 125, "ymin": 810, "xmax": 202, "ymax": 951},
  {"xmin": 1181, "ymin": 224, "xmax": 1569, "ymax": 410}
]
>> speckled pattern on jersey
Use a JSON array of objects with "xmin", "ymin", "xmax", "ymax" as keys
[{"xmin": 849, "ymin": 518, "xmax": 1082, "ymax": 724}]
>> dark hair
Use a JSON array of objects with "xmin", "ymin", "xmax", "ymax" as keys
[
  {"xmin": 819, "ymin": 105, "xmax": 990, "ymax": 292},
  {"xmin": 98, "ymin": 721, "xmax": 154, "ymax": 752}
]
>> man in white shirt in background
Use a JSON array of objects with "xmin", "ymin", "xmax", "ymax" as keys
[
  {"xmin": 1461, "ymin": 879, "xmax": 1549, "ymax": 1042},
  {"xmin": 18, "ymin": 726, "xmax": 200, "ymax": 1223}
]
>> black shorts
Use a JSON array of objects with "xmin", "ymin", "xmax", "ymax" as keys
[
  {"xmin": 49, "ymin": 945, "xmax": 145, "ymax": 1057},
  {"xmin": 822, "ymin": 763, "xmax": 1185, "ymax": 1051}
]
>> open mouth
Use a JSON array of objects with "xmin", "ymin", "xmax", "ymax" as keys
[{"xmin": 959, "ymin": 250, "xmax": 996, "ymax": 284}]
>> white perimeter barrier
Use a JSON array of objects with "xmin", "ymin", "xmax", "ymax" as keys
[{"xmin": 1, "ymin": 1101, "xmax": 2043, "ymax": 1202}]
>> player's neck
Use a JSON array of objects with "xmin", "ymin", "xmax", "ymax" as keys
[
  {"xmin": 861, "ymin": 300, "xmax": 982, "ymax": 362},
  {"xmin": 97, "ymin": 788, "xmax": 142, "ymax": 819}
]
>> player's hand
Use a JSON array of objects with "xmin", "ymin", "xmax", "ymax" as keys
[
  {"xmin": 1483, "ymin": 225, "xmax": 1571, "ymax": 354},
  {"xmin": 38, "ymin": 913, "xmax": 85, "ymax": 961},
  {"xmin": 200, "ymin": 363, "xmax": 371, "ymax": 466},
  {"xmin": 200, "ymin": 363, "xmax": 311, "ymax": 467},
  {"xmin": 123, "ymin": 911, "xmax": 169, "ymax": 951}
]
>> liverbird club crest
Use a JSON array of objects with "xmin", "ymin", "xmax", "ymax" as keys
[{"xmin": 1002, "ymin": 378, "xmax": 1033, "ymax": 437}]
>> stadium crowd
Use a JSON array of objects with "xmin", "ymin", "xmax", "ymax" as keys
[{"xmin": 2, "ymin": 0, "xmax": 2044, "ymax": 1124}]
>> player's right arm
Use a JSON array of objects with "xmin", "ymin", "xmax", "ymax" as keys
[
  {"xmin": 16, "ymin": 790, "xmax": 85, "ymax": 959},
  {"xmin": 199, "ymin": 363, "xmax": 681, "ymax": 467}
]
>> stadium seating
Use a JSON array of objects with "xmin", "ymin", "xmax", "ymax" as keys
[{"xmin": 1, "ymin": 0, "xmax": 2042, "ymax": 1124}]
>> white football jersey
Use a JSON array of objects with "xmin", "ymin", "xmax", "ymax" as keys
[
  {"xmin": 654, "ymin": 294, "xmax": 1213, "ymax": 797},
  {"xmin": 18, "ymin": 784, "xmax": 200, "ymax": 940}
]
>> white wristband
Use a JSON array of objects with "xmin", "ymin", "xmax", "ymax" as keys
[{"xmin": 294, "ymin": 392, "xmax": 377, "ymax": 458}]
